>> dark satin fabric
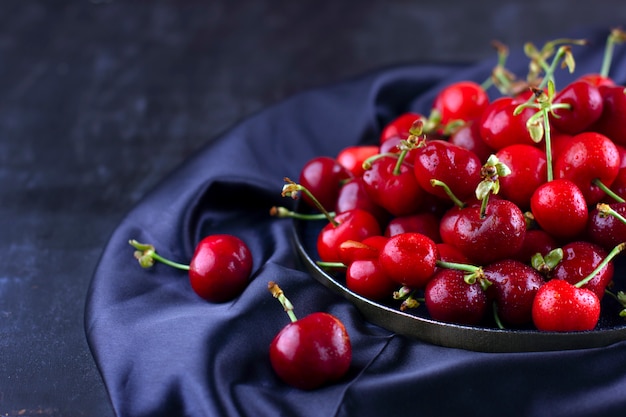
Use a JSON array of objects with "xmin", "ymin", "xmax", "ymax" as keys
[{"xmin": 85, "ymin": 29, "xmax": 626, "ymax": 417}]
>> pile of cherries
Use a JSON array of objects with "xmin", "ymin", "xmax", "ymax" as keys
[{"xmin": 276, "ymin": 29, "xmax": 626, "ymax": 334}]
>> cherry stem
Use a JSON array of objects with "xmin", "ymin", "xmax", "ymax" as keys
[
  {"xmin": 270, "ymin": 206, "xmax": 335, "ymax": 220},
  {"xmin": 268, "ymin": 281, "xmax": 298, "ymax": 323},
  {"xmin": 574, "ymin": 242, "xmax": 625, "ymax": 288},
  {"xmin": 362, "ymin": 152, "xmax": 398, "ymax": 171},
  {"xmin": 493, "ymin": 302, "xmax": 505, "ymax": 330},
  {"xmin": 128, "ymin": 239, "xmax": 191, "ymax": 271},
  {"xmin": 601, "ymin": 28, "xmax": 626, "ymax": 78},
  {"xmin": 593, "ymin": 179, "xmax": 626, "ymax": 203},
  {"xmin": 435, "ymin": 260, "xmax": 487, "ymax": 287},
  {"xmin": 430, "ymin": 179, "xmax": 466, "ymax": 208},
  {"xmin": 282, "ymin": 177, "xmax": 339, "ymax": 227},
  {"xmin": 598, "ymin": 203, "xmax": 626, "ymax": 225},
  {"xmin": 542, "ymin": 106, "xmax": 554, "ymax": 182},
  {"xmin": 316, "ymin": 261, "xmax": 347, "ymax": 269}
]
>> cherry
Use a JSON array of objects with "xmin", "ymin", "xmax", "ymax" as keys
[
  {"xmin": 531, "ymin": 279, "xmax": 601, "ymax": 332},
  {"xmin": 432, "ymin": 81, "xmax": 489, "ymax": 125},
  {"xmin": 336, "ymin": 145, "xmax": 380, "ymax": 177},
  {"xmin": 549, "ymin": 80, "xmax": 603, "ymax": 134},
  {"xmin": 337, "ymin": 235, "xmax": 388, "ymax": 265},
  {"xmin": 362, "ymin": 155, "xmax": 424, "ymax": 217},
  {"xmin": 334, "ymin": 176, "xmax": 389, "ymax": 224},
  {"xmin": 424, "ymin": 268, "xmax": 488, "ymax": 325},
  {"xmin": 379, "ymin": 112, "xmax": 423, "ymax": 144},
  {"xmin": 298, "ymin": 156, "xmax": 353, "ymax": 211},
  {"xmin": 550, "ymin": 241, "xmax": 615, "ymax": 300},
  {"xmin": 440, "ymin": 198, "xmax": 526, "ymax": 265},
  {"xmin": 413, "ymin": 139, "xmax": 482, "ymax": 203},
  {"xmin": 129, "ymin": 235, "xmax": 252, "ymax": 303},
  {"xmin": 513, "ymin": 229, "xmax": 558, "ymax": 264},
  {"xmin": 268, "ymin": 282, "xmax": 351, "ymax": 390},
  {"xmin": 495, "ymin": 144, "xmax": 547, "ymax": 210},
  {"xmin": 587, "ymin": 202, "xmax": 626, "ymax": 251},
  {"xmin": 483, "ymin": 259, "xmax": 545, "ymax": 326},
  {"xmin": 554, "ymin": 131, "xmax": 620, "ymax": 205},
  {"xmin": 346, "ymin": 258, "xmax": 397, "ymax": 301},
  {"xmin": 384, "ymin": 212, "xmax": 442, "ymax": 243},
  {"xmin": 590, "ymin": 84, "xmax": 626, "ymax": 146},
  {"xmin": 448, "ymin": 118, "xmax": 495, "ymax": 162},
  {"xmin": 316, "ymin": 209, "xmax": 382, "ymax": 263},
  {"xmin": 479, "ymin": 96, "xmax": 537, "ymax": 150},
  {"xmin": 530, "ymin": 179, "xmax": 588, "ymax": 241},
  {"xmin": 378, "ymin": 232, "xmax": 438, "ymax": 288}
]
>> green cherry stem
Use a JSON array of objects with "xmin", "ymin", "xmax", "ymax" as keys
[
  {"xmin": 574, "ymin": 242, "xmax": 626, "ymax": 288},
  {"xmin": 268, "ymin": 281, "xmax": 298, "ymax": 323},
  {"xmin": 282, "ymin": 177, "xmax": 338, "ymax": 227},
  {"xmin": 435, "ymin": 260, "xmax": 490, "ymax": 289},
  {"xmin": 316, "ymin": 261, "xmax": 347, "ymax": 269},
  {"xmin": 430, "ymin": 179, "xmax": 466, "ymax": 208},
  {"xmin": 601, "ymin": 28, "xmax": 626, "ymax": 78},
  {"xmin": 598, "ymin": 203, "xmax": 626, "ymax": 224},
  {"xmin": 128, "ymin": 239, "xmax": 190, "ymax": 271},
  {"xmin": 593, "ymin": 179, "xmax": 626, "ymax": 203},
  {"xmin": 270, "ymin": 206, "xmax": 335, "ymax": 220}
]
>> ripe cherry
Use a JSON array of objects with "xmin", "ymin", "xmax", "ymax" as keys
[
  {"xmin": 432, "ymin": 81, "xmax": 489, "ymax": 125},
  {"xmin": 554, "ymin": 131, "xmax": 620, "ymax": 205},
  {"xmin": 336, "ymin": 145, "xmax": 380, "ymax": 177},
  {"xmin": 495, "ymin": 144, "xmax": 547, "ymax": 210},
  {"xmin": 590, "ymin": 84, "xmax": 626, "ymax": 146},
  {"xmin": 384, "ymin": 212, "xmax": 442, "ymax": 243},
  {"xmin": 378, "ymin": 232, "xmax": 438, "ymax": 288},
  {"xmin": 448, "ymin": 119, "xmax": 495, "ymax": 162},
  {"xmin": 379, "ymin": 112, "xmax": 423, "ymax": 144},
  {"xmin": 298, "ymin": 156, "xmax": 352, "ymax": 211},
  {"xmin": 424, "ymin": 268, "xmax": 488, "ymax": 325},
  {"xmin": 268, "ymin": 282, "xmax": 351, "ymax": 390},
  {"xmin": 587, "ymin": 202, "xmax": 626, "ymax": 251},
  {"xmin": 334, "ymin": 176, "xmax": 389, "ymax": 224},
  {"xmin": 549, "ymin": 80, "xmax": 603, "ymax": 134},
  {"xmin": 346, "ymin": 258, "xmax": 397, "ymax": 301},
  {"xmin": 530, "ymin": 179, "xmax": 589, "ymax": 241},
  {"xmin": 479, "ymin": 96, "xmax": 536, "ymax": 150},
  {"xmin": 532, "ymin": 279, "xmax": 601, "ymax": 332},
  {"xmin": 317, "ymin": 209, "xmax": 382, "ymax": 263},
  {"xmin": 129, "ymin": 235, "xmax": 253, "ymax": 303}
]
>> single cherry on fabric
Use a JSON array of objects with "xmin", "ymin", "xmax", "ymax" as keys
[
  {"xmin": 268, "ymin": 282, "xmax": 352, "ymax": 390},
  {"xmin": 129, "ymin": 235, "xmax": 253, "ymax": 303}
]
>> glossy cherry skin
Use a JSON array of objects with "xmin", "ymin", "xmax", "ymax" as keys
[
  {"xmin": 335, "ymin": 176, "xmax": 389, "ymax": 224},
  {"xmin": 577, "ymin": 73, "xmax": 615, "ymax": 87},
  {"xmin": 440, "ymin": 198, "xmax": 526, "ymax": 265},
  {"xmin": 554, "ymin": 131, "xmax": 620, "ymax": 205},
  {"xmin": 433, "ymin": 81, "xmax": 489, "ymax": 125},
  {"xmin": 530, "ymin": 179, "xmax": 589, "ymax": 241},
  {"xmin": 496, "ymin": 144, "xmax": 547, "ymax": 211},
  {"xmin": 479, "ymin": 96, "xmax": 536, "ymax": 150},
  {"xmin": 448, "ymin": 119, "xmax": 495, "ymax": 162},
  {"xmin": 379, "ymin": 112, "xmax": 423, "ymax": 144},
  {"xmin": 384, "ymin": 212, "xmax": 442, "ymax": 243},
  {"xmin": 346, "ymin": 258, "xmax": 397, "ymax": 301},
  {"xmin": 337, "ymin": 235, "xmax": 388, "ymax": 265},
  {"xmin": 362, "ymin": 156, "xmax": 424, "ymax": 217},
  {"xmin": 317, "ymin": 209, "xmax": 382, "ymax": 263},
  {"xmin": 336, "ymin": 145, "xmax": 380, "ymax": 177},
  {"xmin": 587, "ymin": 202, "xmax": 626, "ymax": 251},
  {"xmin": 550, "ymin": 80, "xmax": 603, "ymax": 134},
  {"xmin": 413, "ymin": 139, "xmax": 482, "ymax": 203},
  {"xmin": 189, "ymin": 235, "xmax": 253, "ymax": 302},
  {"xmin": 270, "ymin": 312, "xmax": 352, "ymax": 390},
  {"xmin": 550, "ymin": 241, "xmax": 614, "ymax": 300},
  {"xmin": 424, "ymin": 269, "xmax": 488, "ymax": 325},
  {"xmin": 531, "ymin": 279, "xmax": 601, "ymax": 332},
  {"xmin": 590, "ymin": 84, "xmax": 626, "ymax": 146},
  {"xmin": 378, "ymin": 232, "xmax": 438, "ymax": 288},
  {"xmin": 299, "ymin": 156, "xmax": 352, "ymax": 211},
  {"xmin": 484, "ymin": 259, "xmax": 545, "ymax": 326},
  {"xmin": 512, "ymin": 229, "xmax": 558, "ymax": 264}
]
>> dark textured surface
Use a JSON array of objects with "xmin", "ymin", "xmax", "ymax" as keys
[{"xmin": 2, "ymin": 1, "xmax": 626, "ymax": 415}]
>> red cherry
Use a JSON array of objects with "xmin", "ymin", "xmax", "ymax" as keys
[
  {"xmin": 531, "ymin": 279, "xmax": 600, "ymax": 332},
  {"xmin": 554, "ymin": 131, "xmax": 620, "ymax": 205},
  {"xmin": 440, "ymin": 198, "xmax": 526, "ymax": 265},
  {"xmin": 513, "ymin": 229, "xmax": 558, "ymax": 264},
  {"xmin": 413, "ymin": 139, "xmax": 482, "ymax": 202},
  {"xmin": 448, "ymin": 119, "xmax": 496, "ymax": 162},
  {"xmin": 128, "ymin": 235, "xmax": 253, "ymax": 303},
  {"xmin": 550, "ymin": 241, "xmax": 614, "ymax": 300},
  {"xmin": 587, "ymin": 202, "xmax": 626, "ymax": 251},
  {"xmin": 335, "ymin": 176, "xmax": 389, "ymax": 224},
  {"xmin": 337, "ymin": 235, "xmax": 388, "ymax": 265},
  {"xmin": 424, "ymin": 269, "xmax": 488, "ymax": 325},
  {"xmin": 346, "ymin": 258, "xmax": 397, "ymax": 301},
  {"xmin": 550, "ymin": 80, "xmax": 603, "ymax": 134},
  {"xmin": 362, "ymin": 155, "xmax": 424, "ymax": 217},
  {"xmin": 384, "ymin": 212, "xmax": 442, "ymax": 243},
  {"xmin": 379, "ymin": 112, "xmax": 422, "ymax": 144},
  {"xmin": 316, "ymin": 209, "xmax": 382, "ymax": 263},
  {"xmin": 483, "ymin": 259, "xmax": 545, "ymax": 326},
  {"xmin": 432, "ymin": 81, "xmax": 489, "ymax": 125},
  {"xmin": 299, "ymin": 156, "xmax": 352, "ymax": 211},
  {"xmin": 590, "ymin": 84, "xmax": 626, "ymax": 146},
  {"xmin": 495, "ymin": 144, "xmax": 547, "ymax": 210},
  {"xmin": 577, "ymin": 73, "xmax": 615, "ymax": 87},
  {"xmin": 530, "ymin": 179, "xmax": 589, "ymax": 241},
  {"xmin": 188, "ymin": 235, "xmax": 253, "ymax": 302},
  {"xmin": 378, "ymin": 232, "xmax": 438, "ymax": 288},
  {"xmin": 268, "ymin": 282, "xmax": 351, "ymax": 390},
  {"xmin": 336, "ymin": 145, "xmax": 380, "ymax": 177},
  {"xmin": 479, "ymin": 96, "xmax": 536, "ymax": 150}
]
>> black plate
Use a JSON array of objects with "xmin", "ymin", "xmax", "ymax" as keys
[{"xmin": 292, "ymin": 216, "xmax": 626, "ymax": 353}]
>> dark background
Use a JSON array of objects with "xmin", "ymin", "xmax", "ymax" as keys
[{"xmin": 2, "ymin": 1, "xmax": 626, "ymax": 415}]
